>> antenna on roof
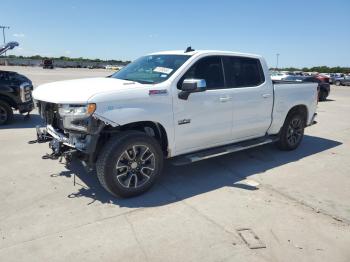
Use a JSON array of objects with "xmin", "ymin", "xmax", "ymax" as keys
[{"xmin": 185, "ymin": 46, "xmax": 195, "ymax": 53}]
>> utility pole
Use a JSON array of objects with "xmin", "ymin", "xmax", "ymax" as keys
[
  {"xmin": 276, "ymin": 53, "xmax": 280, "ymax": 70},
  {"xmin": 0, "ymin": 26, "xmax": 10, "ymax": 56}
]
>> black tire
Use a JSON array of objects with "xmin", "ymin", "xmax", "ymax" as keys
[
  {"xmin": 277, "ymin": 113, "xmax": 305, "ymax": 151},
  {"xmin": 96, "ymin": 130, "xmax": 164, "ymax": 198},
  {"xmin": 335, "ymin": 81, "xmax": 341, "ymax": 86},
  {"xmin": 318, "ymin": 90, "xmax": 328, "ymax": 101},
  {"xmin": 0, "ymin": 100, "xmax": 13, "ymax": 125}
]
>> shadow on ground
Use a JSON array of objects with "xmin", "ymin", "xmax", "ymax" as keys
[
  {"xmin": 52, "ymin": 135, "xmax": 342, "ymax": 207},
  {"xmin": 0, "ymin": 113, "xmax": 43, "ymax": 129},
  {"xmin": 321, "ymin": 99, "xmax": 335, "ymax": 102}
]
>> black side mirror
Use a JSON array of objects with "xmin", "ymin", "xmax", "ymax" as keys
[{"xmin": 178, "ymin": 79, "xmax": 207, "ymax": 100}]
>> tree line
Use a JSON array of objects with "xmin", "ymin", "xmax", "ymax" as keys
[{"xmin": 2, "ymin": 54, "xmax": 131, "ymax": 65}]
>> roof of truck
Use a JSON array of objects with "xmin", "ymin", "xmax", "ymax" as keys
[{"xmin": 150, "ymin": 50, "xmax": 262, "ymax": 59}]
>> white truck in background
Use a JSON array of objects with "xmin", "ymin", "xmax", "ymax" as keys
[{"xmin": 32, "ymin": 49, "xmax": 318, "ymax": 198}]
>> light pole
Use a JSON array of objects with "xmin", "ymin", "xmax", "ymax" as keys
[
  {"xmin": 276, "ymin": 53, "xmax": 280, "ymax": 70},
  {"xmin": 0, "ymin": 26, "xmax": 10, "ymax": 56}
]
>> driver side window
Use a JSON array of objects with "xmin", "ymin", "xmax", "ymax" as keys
[{"xmin": 178, "ymin": 56, "xmax": 224, "ymax": 90}]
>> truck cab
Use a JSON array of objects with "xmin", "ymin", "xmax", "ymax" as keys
[
  {"xmin": 0, "ymin": 41, "xmax": 34, "ymax": 125},
  {"xmin": 33, "ymin": 49, "xmax": 318, "ymax": 198},
  {"xmin": 42, "ymin": 59, "xmax": 54, "ymax": 69},
  {"xmin": 0, "ymin": 70, "xmax": 34, "ymax": 125}
]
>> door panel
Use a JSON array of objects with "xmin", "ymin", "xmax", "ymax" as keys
[
  {"xmin": 173, "ymin": 89, "xmax": 233, "ymax": 154},
  {"xmin": 231, "ymin": 84, "xmax": 273, "ymax": 139},
  {"xmin": 223, "ymin": 56, "xmax": 273, "ymax": 140},
  {"xmin": 173, "ymin": 56, "xmax": 234, "ymax": 154}
]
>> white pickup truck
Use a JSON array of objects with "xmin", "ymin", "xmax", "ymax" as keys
[{"xmin": 33, "ymin": 49, "xmax": 318, "ymax": 197}]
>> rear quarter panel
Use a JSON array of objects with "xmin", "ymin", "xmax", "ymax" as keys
[{"xmin": 268, "ymin": 82, "xmax": 318, "ymax": 134}]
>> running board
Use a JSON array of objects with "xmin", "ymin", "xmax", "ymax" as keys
[{"xmin": 171, "ymin": 136, "xmax": 279, "ymax": 166}]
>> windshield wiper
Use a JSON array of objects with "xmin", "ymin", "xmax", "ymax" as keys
[
  {"xmin": 138, "ymin": 79, "xmax": 155, "ymax": 84},
  {"xmin": 122, "ymin": 78, "xmax": 154, "ymax": 84},
  {"xmin": 121, "ymin": 78, "xmax": 139, "ymax": 83}
]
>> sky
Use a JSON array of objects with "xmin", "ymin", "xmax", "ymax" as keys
[{"xmin": 1, "ymin": 0, "xmax": 350, "ymax": 68}]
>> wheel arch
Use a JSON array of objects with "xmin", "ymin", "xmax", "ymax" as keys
[
  {"xmin": 0, "ymin": 94, "xmax": 17, "ymax": 109},
  {"xmin": 285, "ymin": 104, "xmax": 308, "ymax": 125},
  {"xmin": 100, "ymin": 121, "xmax": 169, "ymax": 157},
  {"xmin": 276, "ymin": 104, "xmax": 307, "ymax": 151}
]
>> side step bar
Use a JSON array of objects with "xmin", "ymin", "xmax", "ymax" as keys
[{"xmin": 171, "ymin": 136, "xmax": 279, "ymax": 166}]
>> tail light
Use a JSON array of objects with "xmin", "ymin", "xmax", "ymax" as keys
[{"xmin": 315, "ymin": 75, "xmax": 329, "ymax": 83}]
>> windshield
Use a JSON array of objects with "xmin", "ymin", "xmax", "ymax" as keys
[{"xmin": 111, "ymin": 54, "xmax": 191, "ymax": 84}]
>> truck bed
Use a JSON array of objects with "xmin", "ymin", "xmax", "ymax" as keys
[{"xmin": 267, "ymin": 81, "xmax": 318, "ymax": 134}]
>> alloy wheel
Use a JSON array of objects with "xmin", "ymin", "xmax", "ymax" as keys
[
  {"xmin": 115, "ymin": 145, "xmax": 155, "ymax": 188},
  {"xmin": 287, "ymin": 118, "xmax": 303, "ymax": 146}
]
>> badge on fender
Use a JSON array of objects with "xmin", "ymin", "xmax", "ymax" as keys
[{"xmin": 149, "ymin": 89, "xmax": 168, "ymax": 96}]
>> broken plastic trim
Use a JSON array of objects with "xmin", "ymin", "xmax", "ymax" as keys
[
  {"xmin": 92, "ymin": 113, "xmax": 119, "ymax": 127},
  {"xmin": 28, "ymin": 125, "xmax": 53, "ymax": 144}
]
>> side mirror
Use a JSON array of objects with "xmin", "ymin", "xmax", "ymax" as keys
[{"xmin": 178, "ymin": 79, "xmax": 207, "ymax": 100}]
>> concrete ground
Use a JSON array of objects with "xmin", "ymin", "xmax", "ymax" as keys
[{"xmin": 0, "ymin": 66, "xmax": 349, "ymax": 262}]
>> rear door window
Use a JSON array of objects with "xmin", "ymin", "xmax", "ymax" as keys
[{"xmin": 223, "ymin": 57, "xmax": 265, "ymax": 88}]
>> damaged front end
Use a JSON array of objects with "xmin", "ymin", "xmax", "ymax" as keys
[{"xmin": 31, "ymin": 101, "xmax": 105, "ymax": 166}]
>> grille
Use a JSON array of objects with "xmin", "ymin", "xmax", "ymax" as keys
[
  {"xmin": 38, "ymin": 102, "xmax": 63, "ymax": 130},
  {"xmin": 20, "ymin": 83, "xmax": 33, "ymax": 102}
]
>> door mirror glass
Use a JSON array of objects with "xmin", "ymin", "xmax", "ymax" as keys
[
  {"xmin": 182, "ymin": 79, "xmax": 207, "ymax": 91},
  {"xmin": 179, "ymin": 79, "xmax": 207, "ymax": 100}
]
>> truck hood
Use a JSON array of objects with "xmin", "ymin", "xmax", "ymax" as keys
[{"xmin": 33, "ymin": 77, "xmax": 142, "ymax": 104}]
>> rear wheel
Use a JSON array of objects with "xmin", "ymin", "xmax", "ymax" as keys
[
  {"xmin": 0, "ymin": 100, "xmax": 13, "ymax": 125},
  {"xmin": 335, "ymin": 80, "xmax": 341, "ymax": 86},
  {"xmin": 96, "ymin": 131, "xmax": 164, "ymax": 198},
  {"xmin": 277, "ymin": 113, "xmax": 305, "ymax": 151}
]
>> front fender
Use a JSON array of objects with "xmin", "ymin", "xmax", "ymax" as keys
[
  {"xmin": 89, "ymin": 85, "xmax": 174, "ymax": 150},
  {"xmin": 93, "ymin": 107, "xmax": 149, "ymax": 127},
  {"xmin": 93, "ymin": 105, "xmax": 175, "ymax": 151}
]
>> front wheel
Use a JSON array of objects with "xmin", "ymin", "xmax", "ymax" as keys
[
  {"xmin": 0, "ymin": 101, "xmax": 13, "ymax": 125},
  {"xmin": 96, "ymin": 131, "xmax": 164, "ymax": 198},
  {"xmin": 277, "ymin": 114, "xmax": 305, "ymax": 151},
  {"xmin": 335, "ymin": 81, "xmax": 341, "ymax": 86}
]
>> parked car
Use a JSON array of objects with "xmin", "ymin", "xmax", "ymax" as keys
[
  {"xmin": 320, "ymin": 73, "xmax": 335, "ymax": 84},
  {"xmin": 333, "ymin": 75, "xmax": 350, "ymax": 86},
  {"xmin": 88, "ymin": 65, "xmax": 100, "ymax": 69},
  {"xmin": 283, "ymin": 75, "xmax": 330, "ymax": 101},
  {"xmin": 42, "ymin": 59, "xmax": 54, "ymax": 69},
  {"xmin": 337, "ymin": 76, "xmax": 350, "ymax": 86},
  {"xmin": 105, "ymin": 65, "xmax": 122, "ymax": 70},
  {"xmin": 0, "ymin": 70, "xmax": 34, "ymax": 124},
  {"xmin": 270, "ymin": 71, "xmax": 290, "ymax": 81},
  {"xmin": 32, "ymin": 49, "xmax": 318, "ymax": 198}
]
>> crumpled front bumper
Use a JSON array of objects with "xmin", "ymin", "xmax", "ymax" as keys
[
  {"xmin": 34, "ymin": 124, "xmax": 103, "ymax": 163},
  {"xmin": 18, "ymin": 101, "xmax": 34, "ymax": 114}
]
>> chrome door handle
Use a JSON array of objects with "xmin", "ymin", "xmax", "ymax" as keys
[
  {"xmin": 219, "ymin": 96, "xmax": 232, "ymax": 102},
  {"xmin": 262, "ymin": 94, "xmax": 272, "ymax": 98}
]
